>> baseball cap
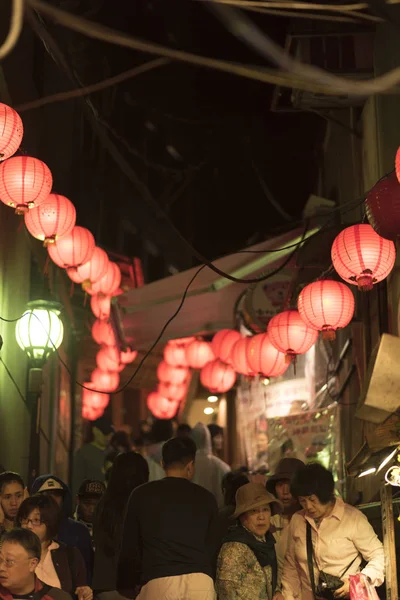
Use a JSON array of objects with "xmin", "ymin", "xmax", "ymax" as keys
[
  {"xmin": 78, "ymin": 479, "xmax": 106, "ymax": 498},
  {"xmin": 37, "ymin": 478, "xmax": 64, "ymax": 493},
  {"xmin": 93, "ymin": 415, "xmax": 114, "ymax": 435}
]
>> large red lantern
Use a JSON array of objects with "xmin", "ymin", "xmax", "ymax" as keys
[
  {"xmin": 158, "ymin": 382, "xmax": 187, "ymax": 402},
  {"xmin": 91, "ymin": 294, "xmax": 111, "ymax": 321},
  {"xmin": 246, "ymin": 333, "xmax": 288, "ymax": 377},
  {"xmin": 211, "ymin": 329, "xmax": 241, "ymax": 364},
  {"xmin": 157, "ymin": 361, "xmax": 188, "ymax": 385},
  {"xmin": 331, "ymin": 224, "xmax": 396, "ymax": 291},
  {"xmin": 87, "ymin": 262, "xmax": 121, "ymax": 297},
  {"xmin": 298, "ymin": 280, "xmax": 355, "ymax": 340},
  {"xmin": 185, "ymin": 340, "xmax": 214, "ymax": 369},
  {"xmin": 120, "ymin": 348, "xmax": 137, "ymax": 365},
  {"xmin": 67, "ymin": 247, "xmax": 109, "ymax": 290},
  {"xmin": 92, "ymin": 320, "xmax": 116, "ymax": 346},
  {"xmin": 147, "ymin": 392, "xmax": 179, "ymax": 420},
  {"xmin": 48, "ymin": 226, "xmax": 95, "ymax": 268},
  {"xmin": 0, "ymin": 103, "xmax": 23, "ymax": 161},
  {"xmin": 164, "ymin": 342, "xmax": 188, "ymax": 367},
  {"xmin": 200, "ymin": 359, "xmax": 236, "ymax": 393},
  {"xmin": 24, "ymin": 194, "xmax": 76, "ymax": 246},
  {"xmin": 91, "ymin": 368, "xmax": 120, "ymax": 392},
  {"xmin": 0, "ymin": 156, "xmax": 52, "ymax": 214},
  {"xmin": 82, "ymin": 383, "xmax": 109, "ymax": 410},
  {"xmin": 267, "ymin": 310, "xmax": 318, "ymax": 362},
  {"xmin": 365, "ymin": 171, "xmax": 400, "ymax": 242},
  {"xmin": 82, "ymin": 403, "xmax": 104, "ymax": 421},
  {"xmin": 230, "ymin": 337, "xmax": 256, "ymax": 376},
  {"xmin": 96, "ymin": 346, "xmax": 124, "ymax": 373}
]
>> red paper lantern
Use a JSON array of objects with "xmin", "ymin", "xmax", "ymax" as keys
[
  {"xmin": 0, "ymin": 156, "xmax": 52, "ymax": 214},
  {"xmin": 157, "ymin": 361, "xmax": 188, "ymax": 385},
  {"xmin": 267, "ymin": 310, "xmax": 318, "ymax": 362},
  {"xmin": 120, "ymin": 348, "xmax": 137, "ymax": 365},
  {"xmin": 365, "ymin": 171, "xmax": 400, "ymax": 242},
  {"xmin": 91, "ymin": 294, "xmax": 111, "ymax": 321},
  {"xmin": 164, "ymin": 342, "xmax": 188, "ymax": 367},
  {"xmin": 0, "ymin": 103, "xmax": 23, "ymax": 161},
  {"xmin": 48, "ymin": 226, "xmax": 95, "ymax": 268},
  {"xmin": 185, "ymin": 340, "xmax": 214, "ymax": 369},
  {"xmin": 96, "ymin": 346, "xmax": 124, "ymax": 373},
  {"xmin": 147, "ymin": 392, "xmax": 179, "ymax": 420},
  {"xmin": 170, "ymin": 336, "xmax": 196, "ymax": 346},
  {"xmin": 331, "ymin": 224, "xmax": 396, "ymax": 291},
  {"xmin": 82, "ymin": 404, "xmax": 104, "ymax": 421},
  {"xmin": 246, "ymin": 333, "xmax": 288, "ymax": 377},
  {"xmin": 396, "ymin": 148, "xmax": 400, "ymax": 184},
  {"xmin": 92, "ymin": 320, "xmax": 116, "ymax": 346},
  {"xmin": 298, "ymin": 280, "xmax": 355, "ymax": 340},
  {"xmin": 87, "ymin": 262, "xmax": 121, "ymax": 297},
  {"xmin": 200, "ymin": 359, "xmax": 236, "ymax": 393},
  {"xmin": 230, "ymin": 337, "xmax": 256, "ymax": 376},
  {"xmin": 158, "ymin": 382, "xmax": 187, "ymax": 402},
  {"xmin": 82, "ymin": 382, "xmax": 109, "ymax": 410},
  {"xmin": 67, "ymin": 247, "xmax": 109, "ymax": 290},
  {"xmin": 211, "ymin": 329, "xmax": 241, "ymax": 364},
  {"xmin": 24, "ymin": 194, "xmax": 76, "ymax": 246},
  {"xmin": 91, "ymin": 368, "xmax": 120, "ymax": 392}
]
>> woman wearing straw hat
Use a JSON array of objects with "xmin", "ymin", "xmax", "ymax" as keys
[{"xmin": 216, "ymin": 483, "xmax": 282, "ymax": 600}]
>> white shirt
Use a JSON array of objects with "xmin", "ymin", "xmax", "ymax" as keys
[
  {"xmin": 281, "ymin": 498, "xmax": 384, "ymax": 600},
  {"xmin": 35, "ymin": 541, "xmax": 61, "ymax": 589}
]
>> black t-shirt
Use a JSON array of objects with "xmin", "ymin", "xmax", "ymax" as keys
[
  {"xmin": 12, "ymin": 592, "xmax": 34, "ymax": 599},
  {"xmin": 117, "ymin": 477, "xmax": 219, "ymax": 589}
]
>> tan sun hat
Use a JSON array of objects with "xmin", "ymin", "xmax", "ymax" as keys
[{"xmin": 232, "ymin": 483, "xmax": 282, "ymax": 519}]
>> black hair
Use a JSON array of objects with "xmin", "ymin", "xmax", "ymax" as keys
[
  {"xmin": 176, "ymin": 424, "xmax": 192, "ymax": 437},
  {"xmin": 151, "ymin": 419, "xmax": 174, "ymax": 444},
  {"xmin": 17, "ymin": 494, "xmax": 61, "ymax": 541},
  {"xmin": 208, "ymin": 424, "xmax": 223, "ymax": 438},
  {"xmin": 0, "ymin": 471, "xmax": 24, "ymax": 494},
  {"xmin": 96, "ymin": 451, "xmax": 149, "ymax": 556},
  {"xmin": 0, "ymin": 528, "xmax": 41, "ymax": 560},
  {"xmin": 222, "ymin": 472, "xmax": 249, "ymax": 507},
  {"xmin": 290, "ymin": 463, "xmax": 335, "ymax": 504},
  {"xmin": 162, "ymin": 436, "xmax": 197, "ymax": 469},
  {"xmin": 110, "ymin": 431, "xmax": 131, "ymax": 453}
]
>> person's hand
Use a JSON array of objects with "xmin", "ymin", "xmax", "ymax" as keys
[
  {"xmin": 272, "ymin": 593, "xmax": 284, "ymax": 600},
  {"xmin": 334, "ymin": 579, "xmax": 350, "ymax": 598},
  {"xmin": 76, "ymin": 586, "xmax": 93, "ymax": 600}
]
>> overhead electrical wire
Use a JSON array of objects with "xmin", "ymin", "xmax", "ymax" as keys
[
  {"xmin": 0, "ymin": 0, "xmax": 25, "ymax": 60},
  {"xmin": 234, "ymin": 6, "xmax": 369, "ymax": 24}
]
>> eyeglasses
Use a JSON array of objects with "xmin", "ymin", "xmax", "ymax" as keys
[
  {"xmin": 20, "ymin": 517, "xmax": 42, "ymax": 527},
  {"xmin": 0, "ymin": 557, "xmax": 35, "ymax": 568}
]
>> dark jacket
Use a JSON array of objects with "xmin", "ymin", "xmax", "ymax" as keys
[
  {"xmin": 92, "ymin": 499, "xmax": 117, "ymax": 593},
  {"xmin": 0, "ymin": 577, "xmax": 72, "ymax": 600},
  {"xmin": 31, "ymin": 475, "xmax": 94, "ymax": 582},
  {"xmin": 51, "ymin": 542, "xmax": 87, "ymax": 593}
]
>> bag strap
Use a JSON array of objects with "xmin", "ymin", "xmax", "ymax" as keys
[
  {"xmin": 306, "ymin": 522, "xmax": 317, "ymax": 599},
  {"xmin": 33, "ymin": 584, "xmax": 51, "ymax": 600},
  {"xmin": 339, "ymin": 554, "xmax": 359, "ymax": 579}
]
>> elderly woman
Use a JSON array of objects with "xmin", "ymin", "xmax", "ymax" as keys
[
  {"xmin": 216, "ymin": 483, "xmax": 282, "ymax": 600},
  {"xmin": 277, "ymin": 463, "xmax": 384, "ymax": 600}
]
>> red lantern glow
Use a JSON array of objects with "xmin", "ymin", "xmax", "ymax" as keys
[
  {"xmin": 120, "ymin": 348, "xmax": 137, "ymax": 365},
  {"xmin": 365, "ymin": 171, "xmax": 400, "ymax": 242},
  {"xmin": 82, "ymin": 404, "xmax": 104, "ymax": 421},
  {"xmin": 82, "ymin": 383, "xmax": 109, "ymax": 410},
  {"xmin": 147, "ymin": 392, "xmax": 179, "ymax": 420},
  {"xmin": 170, "ymin": 337, "xmax": 196, "ymax": 346},
  {"xmin": 267, "ymin": 310, "xmax": 318, "ymax": 362},
  {"xmin": 0, "ymin": 156, "xmax": 52, "ymax": 214},
  {"xmin": 230, "ymin": 337, "xmax": 256, "ymax": 376},
  {"xmin": 0, "ymin": 103, "xmax": 23, "ymax": 161},
  {"xmin": 87, "ymin": 262, "xmax": 121, "ymax": 297},
  {"xmin": 96, "ymin": 346, "xmax": 124, "ymax": 373},
  {"xmin": 67, "ymin": 247, "xmax": 109, "ymax": 290},
  {"xmin": 24, "ymin": 194, "xmax": 76, "ymax": 246},
  {"xmin": 158, "ymin": 382, "xmax": 187, "ymax": 402},
  {"xmin": 91, "ymin": 368, "xmax": 120, "ymax": 392},
  {"xmin": 92, "ymin": 320, "xmax": 116, "ymax": 346},
  {"xmin": 185, "ymin": 340, "xmax": 214, "ymax": 369},
  {"xmin": 246, "ymin": 333, "xmax": 288, "ymax": 377},
  {"xmin": 396, "ymin": 148, "xmax": 400, "ymax": 184},
  {"xmin": 48, "ymin": 226, "xmax": 95, "ymax": 268},
  {"xmin": 200, "ymin": 359, "xmax": 236, "ymax": 393},
  {"xmin": 298, "ymin": 280, "xmax": 355, "ymax": 340},
  {"xmin": 331, "ymin": 224, "xmax": 396, "ymax": 291},
  {"xmin": 157, "ymin": 361, "xmax": 188, "ymax": 385},
  {"xmin": 211, "ymin": 329, "xmax": 241, "ymax": 364},
  {"xmin": 164, "ymin": 342, "xmax": 188, "ymax": 367},
  {"xmin": 91, "ymin": 294, "xmax": 111, "ymax": 321}
]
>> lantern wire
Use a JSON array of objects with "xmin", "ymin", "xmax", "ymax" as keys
[{"xmin": 0, "ymin": 0, "xmax": 25, "ymax": 60}]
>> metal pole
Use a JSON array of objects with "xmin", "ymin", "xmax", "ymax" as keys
[
  {"xmin": 27, "ymin": 368, "xmax": 43, "ymax": 489},
  {"xmin": 381, "ymin": 484, "xmax": 398, "ymax": 600}
]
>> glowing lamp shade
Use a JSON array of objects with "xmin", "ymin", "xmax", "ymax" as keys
[
  {"xmin": 147, "ymin": 392, "xmax": 179, "ymax": 420},
  {"xmin": 267, "ymin": 310, "xmax": 318, "ymax": 362},
  {"xmin": 158, "ymin": 382, "xmax": 187, "ymax": 402},
  {"xmin": 92, "ymin": 320, "xmax": 116, "ymax": 346},
  {"xmin": 164, "ymin": 342, "xmax": 188, "ymax": 368},
  {"xmin": 68, "ymin": 247, "xmax": 109, "ymax": 291},
  {"xmin": 87, "ymin": 262, "xmax": 121, "ymax": 297},
  {"xmin": 24, "ymin": 194, "xmax": 76, "ymax": 246},
  {"xmin": 15, "ymin": 301, "xmax": 64, "ymax": 363},
  {"xmin": 185, "ymin": 340, "xmax": 214, "ymax": 369},
  {"xmin": 91, "ymin": 368, "xmax": 119, "ymax": 392},
  {"xmin": 120, "ymin": 348, "xmax": 137, "ymax": 365},
  {"xmin": 82, "ymin": 383, "xmax": 109, "ymax": 410},
  {"xmin": 82, "ymin": 404, "xmax": 104, "ymax": 421},
  {"xmin": 0, "ymin": 103, "xmax": 23, "ymax": 160},
  {"xmin": 331, "ymin": 224, "xmax": 396, "ymax": 291},
  {"xmin": 91, "ymin": 294, "xmax": 111, "ymax": 321},
  {"xmin": 157, "ymin": 361, "xmax": 188, "ymax": 385},
  {"xmin": 396, "ymin": 147, "xmax": 400, "ymax": 184},
  {"xmin": 200, "ymin": 359, "xmax": 236, "ymax": 393},
  {"xmin": 298, "ymin": 280, "xmax": 355, "ymax": 340},
  {"xmin": 365, "ymin": 171, "xmax": 400, "ymax": 242},
  {"xmin": 211, "ymin": 329, "xmax": 241, "ymax": 364},
  {"xmin": 230, "ymin": 337, "xmax": 256, "ymax": 376},
  {"xmin": 48, "ymin": 226, "xmax": 95, "ymax": 269},
  {"xmin": 246, "ymin": 333, "xmax": 288, "ymax": 377},
  {"xmin": 0, "ymin": 156, "xmax": 52, "ymax": 214},
  {"xmin": 96, "ymin": 346, "xmax": 124, "ymax": 373}
]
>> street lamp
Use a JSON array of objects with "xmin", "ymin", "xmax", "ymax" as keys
[{"xmin": 16, "ymin": 300, "xmax": 64, "ymax": 485}]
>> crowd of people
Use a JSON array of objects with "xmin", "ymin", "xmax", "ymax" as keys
[{"xmin": 0, "ymin": 415, "xmax": 385, "ymax": 600}]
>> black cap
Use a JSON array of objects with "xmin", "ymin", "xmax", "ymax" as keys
[
  {"xmin": 78, "ymin": 479, "xmax": 106, "ymax": 498},
  {"xmin": 93, "ymin": 415, "xmax": 114, "ymax": 435}
]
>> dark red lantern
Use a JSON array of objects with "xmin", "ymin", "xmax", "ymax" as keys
[
  {"xmin": 211, "ymin": 329, "xmax": 241, "ymax": 364},
  {"xmin": 91, "ymin": 368, "xmax": 120, "ymax": 392},
  {"xmin": 120, "ymin": 348, "xmax": 137, "ymax": 365},
  {"xmin": 92, "ymin": 320, "xmax": 116, "ymax": 346},
  {"xmin": 0, "ymin": 156, "xmax": 52, "ymax": 214},
  {"xmin": 24, "ymin": 193, "xmax": 76, "ymax": 246},
  {"xmin": 91, "ymin": 294, "xmax": 111, "ymax": 321},
  {"xmin": 68, "ymin": 247, "xmax": 109, "ymax": 290},
  {"xmin": 267, "ymin": 310, "xmax": 318, "ymax": 362},
  {"xmin": 164, "ymin": 342, "xmax": 188, "ymax": 367},
  {"xmin": 246, "ymin": 333, "xmax": 288, "ymax": 377},
  {"xmin": 331, "ymin": 224, "xmax": 396, "ymax": 291},
  {"xmin": 298, "ymin": 280, "xmax": 355, "ymax": 340},
  {"xmin": 158, "ymin": 382, "xmax": 187, "ymax": 403},
  {"xmin": 365, "ymin": 171, "xmax": 400, "ymax": 242},
  {"xmin": 88, "ymin": 262, "xmax": 121, "ymax": 297},
  {"xmin": 48, "ymin": 226, "xmax": 95, "ymax": 268},
  {"xmin": 157, "ymin": 361, "xmax": 188, "ymax": 385},
  {"xmin": 82, "ymin": 382, "xmax": 109, "ymax": 410},
  {"xmin": 200, "ymin": 359, "xmax": 236, "ymax": 393},
  {"xmin": 230, "ymin": 337, "xmax": 256, "ymax": 376},
  {"xmin": 147, "ymin": 392, "xmax": 179, "ymax": 420},
  {"xmin": 185, "ymin": 340, "xmax": 214, "ymax": 369},
  {"xmin": 0, "ymin": 103, "xmax": 23, "ymax": 160},
  {"xmin": 96, "ymin": 346, "xmax": 124, "ymax": 373}
]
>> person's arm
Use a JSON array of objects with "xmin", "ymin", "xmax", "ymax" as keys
[
  {"xmin": 281, "ymin": 519, "xmax": 302, "ymax": 600},
  {"xmin": 117, "ymin": 490, "xmax": 142, "ymax": 596},
  {"xmin": 216, "ymin": 542, "xmax": 249, "ymax": 600},
  {"xmin": 353, "ymin": 511, "xmax": 385, "ymax": 587}
]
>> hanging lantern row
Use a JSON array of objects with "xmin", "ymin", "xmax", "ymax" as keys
[{"xmin": 0, "ymin": 103, "xmax": 23, "ymax": 160}]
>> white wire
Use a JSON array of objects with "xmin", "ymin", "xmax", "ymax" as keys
[{"xmin": 0, "ymin": 0, "xmax": 25, "ymax": 60}]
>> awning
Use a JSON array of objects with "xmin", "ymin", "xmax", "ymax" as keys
[{"xmin": 119, "ymin": 226, "xmax": 320, "ymax": 350}]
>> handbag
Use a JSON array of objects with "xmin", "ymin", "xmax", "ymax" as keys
[
  {"xmin": 349, "ymin": 574, "xmax": 380, "ymax": 600},
  {"xmin": 306, "ymin": 522, "xmax": 359, "ymax": 600}
]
